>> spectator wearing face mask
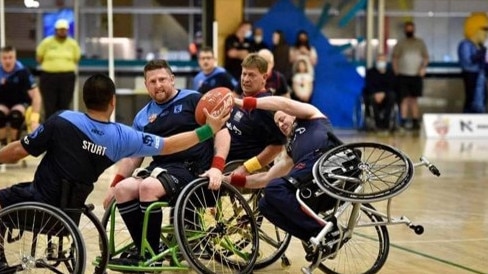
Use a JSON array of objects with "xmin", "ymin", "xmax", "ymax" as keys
[
  {"xmin": 224, "ymin": 21, "xmax": 256, "ymax": 81},
  {"xmin": 290, "ymin": 30, "xmax": 317, "ymax": 74},
  {"xmin": 364, "ymin": 54, "xmax": 396, "ymax": 134},
  {"xmin": 392, "ymin": 21, "xmax": 429, "ymax": 131},
  {"xmin": 253, "ymin": 27, "xmax": 269, "ymax": 51}
]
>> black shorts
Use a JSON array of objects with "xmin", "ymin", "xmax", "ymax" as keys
[
  {"xmin": 397, "ymin": 75, "xmax": 423, "ymax": 98},
  {"xmin": 0, "ymin": 182, "xmax": 36, "ymax": 208},
  {"xmin": 146, "ymin": 163, "xmax": 199, "ymax": 204}
]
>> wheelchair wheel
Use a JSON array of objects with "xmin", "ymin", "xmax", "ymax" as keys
[
  {"xmin": 224, "ymin": 160, "xmax": 292, "ymax": 269},
  {"xmin": 68, "ymin": 205, "xmax": 108, "ymax": 274},
  {"xmin": 313, "ymin": 142, "xmax": 414, "ymax": 202},
  {"xmin": 0, "ymin": 202, "xmax": 86, "ymax": 273},
  {"xmin": 319, "ymin": 203, "xmax": 390, "ymax": 274},
  {"xmin": 173, "ymin": 178, "xmax": 259, "ymax": 274}
]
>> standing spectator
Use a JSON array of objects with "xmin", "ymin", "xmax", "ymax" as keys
[
  {"xmin": 253, "ymin": 27, "xmax": 269, "ymax": 51},
  {"xmin": 234, "ymin": 49, "xmax": 290, "ymax": 97},
  {"xmin": 271, "ymin": 30, "xmax": 292, "ymax": 83},
  {"xmin": 0, "ymin": 46, "xmax": 42, "ymax": 146},
  {"xmin": 458, "ymin": 12, "xmax": 488, "ymax": 113},
  {"xmin": 392, "ymin": 21, "xmax": 429, "ymax": 130},
  {"xmin": 36, "ymin": 19, "xmax": 81, "ymax": 120},
  {"xmin": 364, "ymin": 54, "xmax": 396, "ymax": 133},
  {"xmin": 290, "ymin": 30, "xmax": 318, "ymax": 71},
  {"xmin": 291, "ymin": 58, "xmax": 314, "ymax": 103},
  {"xmin": 224, "ymin": 21, "xmax": 255, "ymax": 81},
  {"xmin": 192, "ymin": 46, "xmax": 238, "ymax": 94}
]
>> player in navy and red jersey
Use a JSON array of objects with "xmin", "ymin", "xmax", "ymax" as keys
[
  {"xmin": 192, "ymin": 46, "xmax": 238, "ymax": 94},
  {"xmin": 226, "ymin": 53, "xmax": 287, "ymax": 175},
  {"xmin": 0, "ymin": 46, "xmax": 42, "ymax": 145},
  {"xmin": 103, "ymin": 59, "xmax": 230, "ymax": 263},
  {"xmin": 225, "ymin": 95, "xmax": 338, "ymax": 242}
]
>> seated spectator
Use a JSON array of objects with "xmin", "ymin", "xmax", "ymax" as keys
[
  {"xmin": 193, "ymin": 46, "xmax": 238, "ymax": 94},
  {"xmin": 364, "ymin": 54, "xmax": 396, "ymax": 133},
  {"xmin": 253, "ymin": 27, "xmax": 269, "ymax": 51},
  {"xmin": 234, "ymin": 49, "xmax": 290, "ymax": 97},
  {"xmin": 291, "ymin": 58, "xmax": 314, "ymax": 103}
]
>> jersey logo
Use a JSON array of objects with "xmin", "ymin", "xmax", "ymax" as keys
[
  {"xmin": 233, "ymin": 111, "xmax": 244, "ymax": 122},
  {"xmin": 148, "ymin": 114, "xmax": 157, "ymax": 123},
  {"xmin": 91, "ymin": 128, "xmax": 104, "ymax": 136},
  {"xmin": 143, "ymin": 134, "xmax": 154, "ymax": 146},
  {"xmin": 174, "ymin": 104, "xmax": 183, "ymax": 113},
  {"xmin": 295, "ymin": 127, "xmax": 306, "ymax": 135}
]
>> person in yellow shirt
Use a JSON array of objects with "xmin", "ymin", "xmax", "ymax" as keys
[{"xmin": 36, "ymin": 19, "xmax": 81, "ymax": 119}]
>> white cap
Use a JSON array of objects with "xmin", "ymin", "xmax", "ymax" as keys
[{"xmin": 55, "ymin": 19, "xmax": 70, "ymax": 30}]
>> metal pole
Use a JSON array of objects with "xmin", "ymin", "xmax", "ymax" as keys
[
  {"xmin": 366, "ymin": 0, "xmax": 374, "ymax": 68},
  {"xmin": 378, "ymin": 0, "xmax": 385, "ymax": 55},
  {"xmin": 213, "ymin": 21, "xmax": 218, "ymax": 62},
  {"xmin": 0, "ymin": 0, "xmax": 5, "ymax": 47},
  {"xmin": 73, "ymin": 0, "xmax": 80, "ymax": 111},
  {"xmin": 107, "ymin": 0, "xmax": 115, "ymax": 121}
]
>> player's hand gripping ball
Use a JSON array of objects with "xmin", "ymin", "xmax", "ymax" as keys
[{"xmin": 195, "ymin": 87, "xmax": 234, "ymax": 125}]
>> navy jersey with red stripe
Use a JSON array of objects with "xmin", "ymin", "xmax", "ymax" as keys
[
  {"xmin": 226, "ymin": 91, "xmax": 287, "ymax": 161},
  {"xmin": 132, "ymin": 89, "xmax": 213, "ymax": 170},
  {"xmin": 0, "ymin": 61, "xmax": 36, "ymax": 107},
  {"xmin": 20, "ymin": 110, "xmax": 164, "ymax": 204},
  {"xmin": 286, "ymin": 117, "xmax": 333, "ymax": 163}
]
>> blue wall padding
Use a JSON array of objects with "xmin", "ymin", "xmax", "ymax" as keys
[{"xmin": 256, "ymin": 0, "xmax": 364, "ymax": 128}]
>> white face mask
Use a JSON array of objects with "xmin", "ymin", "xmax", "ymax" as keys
[
  {"xmin": 254, "ymin": 36, "xmax": 263, "ymax": 43},
  {"xmin": 376, "ymin": 61, "xmax": 387, "ymax": 70},
  {"xmin": 245, "ymin": 30, "xmax": 252, "ymax": 38}
]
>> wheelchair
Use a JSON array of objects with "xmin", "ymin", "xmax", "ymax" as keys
[
  {"xmin": 293, "ymin": 139, "xmax": 441, "ymax": 274},
  {"xmin": 101, "ymin": 177, "xmax": 259, "ymax": 274},
  {"xmin": 0, "ymin": 180, "xmax": 109, "ymax": 274},
  {"xmin": 352, "ymin": 91, "xmax": 399, "ymax": 132},
  {"xmin": 223, "ymin": 160, "xmax": 292, "ymax": 269}
]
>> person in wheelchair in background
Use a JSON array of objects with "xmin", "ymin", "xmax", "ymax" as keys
[
  {"xmin": 0, "ymin": 73, "xmax": 228, "ymax": 269},
  {"xmin": 0, "ymin": 46, "xmax": 42, "ymax": 148},
  {"xmin": 224, "ymin": 95, "xmax": 341, "ymax": 248},
  {"xmin": 363, "ymin": 53, "xmax": 396, "ymax": 135}
]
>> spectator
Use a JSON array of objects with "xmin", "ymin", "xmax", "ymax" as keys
[
  {"xmin": 364, "ymin": 54, "xmax": 396, "ymax": 133},
  {"xmin": 458, "ymin": 12, "xmax": 488, "ymax": 113},
  {"xmin": 234, "ymin": 49, "xmax": 290, "ymax": 97},
  {"xmin": 271, "ymin": 30, "xmax": 292, "ymax": 83},
  {"xmin": 291, "ymin": 58, "xmax": 314, "ymax": 103},
  {"xmin": 0, "ymin": 46, "xmax": 42, "ymax": 147},
  {"xmin": 224, "ymin": 21, "xmax": 255, "ymax": 81},
  {"xmin": 290, "ymin": 30, "xmax": 318, "ymax": 72},
  {"xmin": 192, "ymin": 46, "xmax": 238, "ymax": 94},
  {"xmin": 253, "ymin": 27, "xmax": 269, "ymax": 51},
  {"xmin": 36, "ymin": 19, "xmax": 81, "ymax": 120},
  {"xmin": 392, "ymin": 21, "xmax": 429, "ymax": 130}
]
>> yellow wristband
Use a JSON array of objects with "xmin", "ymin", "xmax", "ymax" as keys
[
  {"xmin": 243, "ymin": 156, "xmax": 262, "ymax": 173},
  {"xmin": 30, "ymin": 112, "xmax": 40, "ymax": 123}
]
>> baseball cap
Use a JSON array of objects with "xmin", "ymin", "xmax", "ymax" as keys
[{"xmin": 55, "ymin": 19, "xmax": 70, "ymax": 30}]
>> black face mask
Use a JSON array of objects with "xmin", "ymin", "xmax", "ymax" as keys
[{"xmin": 405, "ymin": 31, "xmax": 414, "ymax": 38}]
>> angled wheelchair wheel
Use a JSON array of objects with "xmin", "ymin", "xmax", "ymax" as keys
[
  {"xmin": 224, "ymin": 160, "xmax": 292, "ymax": 269},
  {"xmin": 319, "ymin": 203, "xmax": 390, "ymax": 274},
  {"xmin": 68, "ymin": 205, "xmax": 108, "ymax": 274},
  {"xmin": 313, "ymin": 142, "xmax": 414, "ymax": 203},
  {"xmin": 173, "ymin": 178, "xmax": 259, "ymax": 274},
  {"xmin": 0, "ymin": 202, "xmax": 86, "ymax": 273}
]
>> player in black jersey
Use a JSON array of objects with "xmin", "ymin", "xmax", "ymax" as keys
[
  {"xmin": 226, "ymin": 53, "xmax": 287, "ymax": 175},
  {"xmin": 225, "ymin": 95, "xmax": 337, "ymax": 242},
  {"xmin": 0, "ymin": 46, "xmax": 42, "ymax": 145},
  {"xmin": 0, "ymin": 73, "xmax": 227, "ymax": 210},
  {"xmin": 103, "ymin": 60, "xmax": 230, "ymax": 263}
]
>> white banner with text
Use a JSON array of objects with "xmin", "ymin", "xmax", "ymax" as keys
[{"xmin": 423, "ymin": 113, "xmax": 488, "ymax": 138}]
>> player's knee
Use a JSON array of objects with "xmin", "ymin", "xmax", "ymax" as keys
[
  {"xmin": 8, "ymin": 110, "xmax": 24, "ymax": 129},
  {"xmin": 0, "ymin": 111, "xmax": 7, "ymax": 128}
]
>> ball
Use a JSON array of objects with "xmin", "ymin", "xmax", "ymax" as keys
[{"xmin": 195, "ymin": 87, "xmax": 234, "ymax": 125}]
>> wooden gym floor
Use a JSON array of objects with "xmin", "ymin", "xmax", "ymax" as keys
[{"xmin": 1, "ymin": 130, "xmax": 486, "ymax": 274}]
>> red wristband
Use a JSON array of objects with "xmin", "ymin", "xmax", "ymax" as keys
[
  {"xmin": 211, "ymin": 156, "xmax": 226, "ymax": 172},
  {"xmin": 230, "ymin": 174, "xmax": 247, "ymax": 188},
  {"xmin": 110, "ymin": 174, "xmax": 125, "ymax": 188},
  {"xmin": 242, "ymin": 97, "xmax": 257, "ymax": 111}
]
